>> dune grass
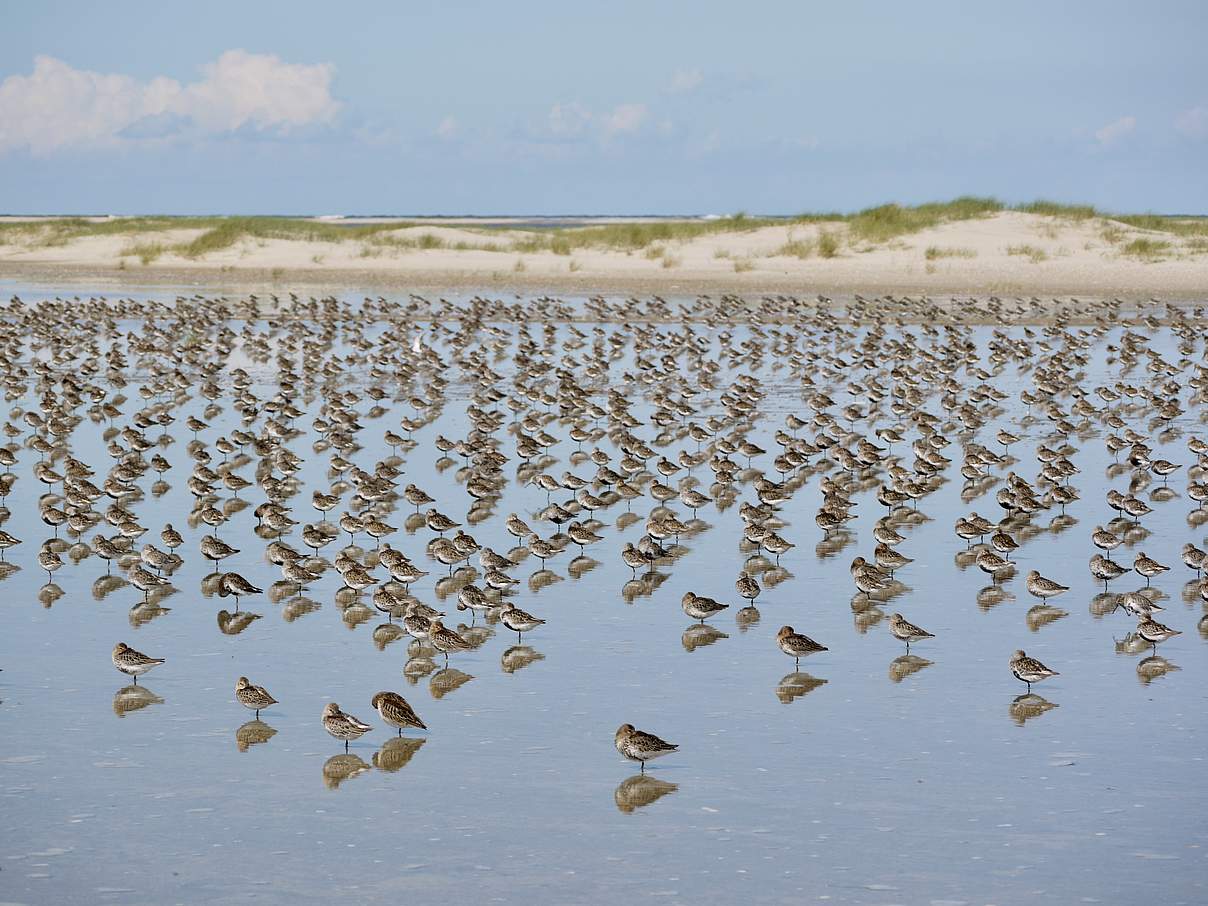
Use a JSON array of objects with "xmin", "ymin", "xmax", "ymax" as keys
[
  {"xmin": 817, "ymin": 230, "xmax": 840, "ymax": 258},
  {"xmin": 120, "ymin": 241, "xmax": 169, "ymax": 265},
  {"xmin": 1121, "ymin": 237, "xmax": 1171, "ymax": 259},
  {"xmin": 1014, "ymin": 200, "xmax": 1098, "ymax": 220},
  {"xmin": 925, "ymin": 245, "xmax": 977, "ymax": 260},
  {"xmin": 176, "ymin": 217, "xmax": 415, "ymax": 258},
  {"xmin": 1113, "ymin": 214, "xmax": 1208, "ymax": 238},
  {"xmin": 3, "ymin": 201, "xmax": 1206, "ymax": 266},
  {"xmin": 1007, "ymin": 244, "xmax": 1048, "ymax": 263},
  {"xmin": 775, "ymin": 239, "xmax": 814, "ymax": 259},
  {"xmin": 844, "ymin": 196, "xmax": 1003, "ymax": 244}
]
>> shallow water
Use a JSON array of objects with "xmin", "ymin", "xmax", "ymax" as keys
[{"xmin": 1, "ymin": 290, "xmax": 1206, "ymax": 905}]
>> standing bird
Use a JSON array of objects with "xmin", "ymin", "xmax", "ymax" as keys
[
  {"xmin": 681, "ymin": 592, "xmax": 729, "ymax": 623},
  {"xmin": 615, "ymin": 723, "xmax": 678, "ymax": 773},
  {"xmin": 735, "ymin": 572, "xmax": 761, "ymax": 604},
  {"xmin": 235, "ymin": 676, "xmax": 277, "ymax": 717},
  {"xmin": 1025, "ymin": 570, "xmax": 1068, "ymax": 601},
  {"xmin": 220, "ymin": 572, "xmax": 263, "ymax": 607},
  {"xmin": 1136, "ymin": 616, "xmax": 1181, "ymax": 651},
  {"xmin": 776, "ymin": 625, "xmax": 828, "ymax": 666},
  {"xmin": 889, "ymin": 613, "xmax": 934, "ymax": 650},
  {"xmin": 200, "ymin": 534, "xmax": 239, "ymax": 571},
  {"xmin": 1133, "ymin": 552, "xmax": 1169, "ymax": 586},
  {"xmin": 112, "ymin": 642, "xmax": 165, "ymax": 684},
  {"xmin": 1009, "ymin": 649, "xmax": 1059, "ymax": 691},
  {"xmin": 427, "ymin": 619, "xmax": 471, "ymax": 662},
  {"xmin": 371, "ymin": 691, "xmax": 427, "ymax": 736},
  {"xmin": 322, "ymin": 702, "xmax": 373, "ymax": 751},
  {"xmin": 498, "ymin": 602, "xmax": 545, "ymax": 641}
]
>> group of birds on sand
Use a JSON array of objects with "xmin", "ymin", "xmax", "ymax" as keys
[{"xmin": 5, "ymin": 290, "xmax": 1207, "ymax": 782}]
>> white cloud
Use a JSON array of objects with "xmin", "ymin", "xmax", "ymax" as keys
[
  {"xmin": 546, "ymin": 101, "xmax": 647, "ymax": 141},
  {"xmin": 436, "ymin": 115, "xmax": 458, "ymax": 139},
  {"xmin": 669, "ymin": 69, "xmax": 703, "ymax": 93},
  {"xmin": 548, "ymin": 101, "xmax": 593, "ymax": 137},
  {"xmin": 0, "ymin": 51, "xmax": 338, "ymax": 154},
  {"xmin": 1094, "ymin": 115, "xmax": 1136, "ymax": 146},
  {"xmin": 601, "ymin": 103, "xmax": 648, "ymax": 136},
  {"xmin": 1175, "ymin": 105, "xmax": 1208, "ymax": 138}
]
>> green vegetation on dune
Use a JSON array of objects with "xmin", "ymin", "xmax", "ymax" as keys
[
  {"xmin": 1121, "ymin": 237, "xmax": 1171, "ymax": 259},
  {"xmin": 177, "ymin": 217, "xmax": 414, "ymax": 257},
  {"xmin": 844, "ymin": 196, "xmax": 1003, "ymax": 243},
  {"xmin": 0, "ymin": 200, "xmax": 1204, "ymax": 264},
  {"xmin": 925, "ymin": 245, "xmax": 978, "ymax": 260},
  {"xmin": 1013, "ymin": 200, "xmax": 1098, "ymax": 220}
]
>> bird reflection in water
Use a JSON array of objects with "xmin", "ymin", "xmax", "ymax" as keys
[
  {"xmin": 403, "ymin": 656, "xmax": 437, "ymax": 685},
  {"xmin": 501, "ymin": 644, "xmax": 544, "ymax": 674},
  {"xmin": 113, "ymin": 684, "xmax": 163, "ymax": 717},
  {"xmin": 430, "ymin": 667, "xmax": 473, "ymax": 699},
  {"xmin": 614, "ymin": 774, "xmax": 678, "ymax": 813},
  {"xmin": 775, "ymin": 672, "xmax": 827, "ymax": 704},
  {"xmin": 1009, "ymin": 693, "xmax": 1059, "ymax": 726},
  {"xmin": 567, "ymin": 555, "xmax": 600, "ymax": 580},
  {"xmin": 1136, "ymin": 655, "xmax": 1180, "ymax": 685},
  {"xmin": 888, "ymin": 654, "xmax": 933, "ymax": 683},
  {"xmin": 282, "ymin": 596, "xmax": 321, "ymax": 623},
  {"xmin": 322, "ymin": 754, "xmax": 372, "ymax": 789},
  {"xmin": 38, "ymin": 582, "xmax": 65, "ymax": 608},
  {"xmin": 682, "ymin": 623, "xmax": 728, "ymax": 652},
  {"xmin": 735, "ymin": 605, "xmax": 760, "ymax": 631},
  {"xmin": 235, "ymin": 719, "xmax": 277, "ymax": 752},
  {"xmin": 217, "ymin": 608, "xmax": 261, "ymax": 635},
  {"xmin": 373, "ymin": 622, "xmax": 406, "ymax": 650},
  {"xmin": 373, "ymin": 736, "xmax": 426, "ymax": 772},
  {"xmin": 1025, "ymin": 604, "xmax": 1068, "ymax": 632}
]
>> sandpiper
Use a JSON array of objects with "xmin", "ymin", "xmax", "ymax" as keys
[
  {"xmin": 1089, "ymin": 554, "xmax": 1127, "ymax": 587},
  {"xmin": 681, "ymin": 591, "xmax": 729, "ymax": 623},
  {"xmin": 322, "ymin": 702, "xmax": 373, "ymax": 751},
  {"xmin": 735, "ymin": 572, "xmax": 761, "ymax": 603},
  {"xmin": 1133, "ymin": 552, "xmax": 1169, "ymax": 586},
  {"xmin": 112, "ymin": 642, "xmax": 165, "ymax": 683},
  {"xmin": 235, "ymin": 676, "xmax": 277, "ymax": 717},
  {"xmin": 615, "ymin": 723, "xmax": 678, "ymax": 773},
  {"xmin": 200, "ymin": 534, "xmax": 239, "ymax": 570},
  {"xmin": 888, "ymin": 612, "xmax": 934, "ymax": 649},
  {"xmin": 1091, "ymin": 525, "xmax": 1121, "ymax": 557},
  {"xmin": 370, "ymin": 691, "xmax": 427, "ymax": 735},
  {"xmin": 498, "ymin": 602, "xmax": 545, "ymax": 640},
  {"xmin": 1136, "ymin": 616, "xmax": 1181, "ymax": 650},
  {"xmin": 1025, "ymin": 570, "xmax": 1068, "ymax": 600},
  {"xmin": 427, "ymin": 619, "xmax": 471, "ymax": 662},
  {"xmin": 776, "ymin": 625, "xmax": 827, "ymax": 666},
  {"xmin": 1009, "ymin": 649, "xmax": 1059, "ymax": 691}
]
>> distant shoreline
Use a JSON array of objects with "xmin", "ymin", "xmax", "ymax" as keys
[
  {"xmin": 1, "ymin": 260, "xmax": 1203, "ymax": 301},
  {"xmin": 2, "ymin": 203, "xmax": 1204, "ymax": 300}
]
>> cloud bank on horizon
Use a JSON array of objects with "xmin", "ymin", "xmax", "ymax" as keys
[
  {"xmin": 1, "ymin": 2, "xmax": 1205, "ymax": 214},
  {"xmin": 0, "ymin": 52, "xmax": 339, "ymax": 154}
]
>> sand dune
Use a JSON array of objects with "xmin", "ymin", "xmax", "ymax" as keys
[{"xmin": 1, "ymin": 212, "xmax": 1204, "ymax": 296}]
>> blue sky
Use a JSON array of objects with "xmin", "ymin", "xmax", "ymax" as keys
[{"xmin": 2, "ymin": 1, "xmax": 1206, "ymax": 214}]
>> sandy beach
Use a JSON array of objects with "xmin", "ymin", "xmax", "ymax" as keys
[{"xmin": 2, "ymin": 211, "xmax": 1204, "ymax": 297}]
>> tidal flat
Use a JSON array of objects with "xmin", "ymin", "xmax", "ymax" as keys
[{"xmin": 1, "ymin": 286, "xmax": 1206, "ymax": 905}]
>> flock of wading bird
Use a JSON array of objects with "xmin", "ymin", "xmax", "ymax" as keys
[{"xmin": 2, "ymin": 291, "xmax": 1206, "ymax": 787}]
